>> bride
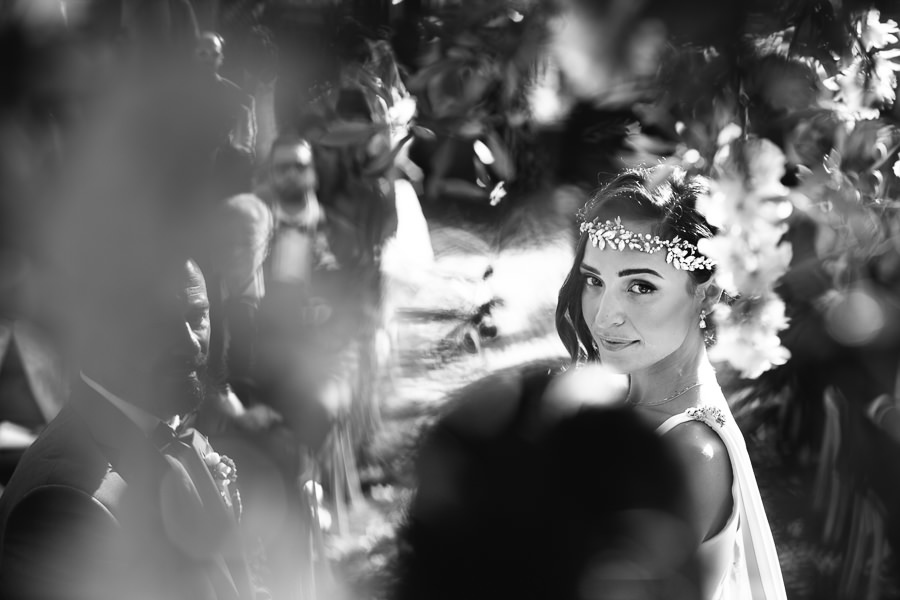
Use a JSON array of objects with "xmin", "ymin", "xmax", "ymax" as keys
[{"xmin": 556, "ymin": 166, "xmax": 787, "ymax": 600}]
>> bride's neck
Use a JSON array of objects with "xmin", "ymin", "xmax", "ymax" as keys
[{"xmin": 627, "ymin": 337, "xmax": 716, "ymax": 406}]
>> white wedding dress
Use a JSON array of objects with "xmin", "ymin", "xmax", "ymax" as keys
[{"xmin": 656, "ymin": 390, "xmax": 787, "ymax": 600}]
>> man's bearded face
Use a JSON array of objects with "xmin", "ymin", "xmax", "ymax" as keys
[
  {"xmin": 90, "ymin": 259, "xmax": 212, "ymax": 420},
  {"xmin": 271, "ymin": 143, "xmax": 317, "ymax": 200}
]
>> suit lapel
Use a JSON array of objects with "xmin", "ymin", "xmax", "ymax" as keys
[
  {"xmin": 170, "ymin": 433, "xmax": 256, "ymax": 600},
  {"xmin": 174, "ymin": 430, "xmax": 235, "ymax": 516},
  {"xmin": 172, "ymin": 431, "xmax": 256, "ymax": 600},
  {"xmin": 69, "ymin": 381, "xmax": 251, "ymax": 600}
]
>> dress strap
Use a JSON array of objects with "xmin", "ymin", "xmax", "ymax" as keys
[
  {"xmin": 655, "ymin": 412, "xmax": 697, "ymax": 436},
  {"xmin": 656, "ymin": 403, "xmax": 788, "ymax": 599},
  {"xmin": 656, "ymin": 405, "xmax": 729, "ymax": 436}
]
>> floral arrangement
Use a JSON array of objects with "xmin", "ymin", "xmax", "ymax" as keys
[
  {"xmin": 697, "ymin": 133, "xmax": 794, "ymax": 378},
  {"xmin": 620, "ymin": 8, "xmax": 900, "ymax": 381}
]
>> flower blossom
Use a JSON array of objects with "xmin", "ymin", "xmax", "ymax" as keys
[
  {"xmin": 709, "ymin": 318, "xmax": 791, "ymax": 379},
  {"xmin": 859, "ymin": 9, "xmax": 899, "ymax": 52},
  {"xmin": 698, "ymin": 134, "xmax": 793, "ymax": 377}
]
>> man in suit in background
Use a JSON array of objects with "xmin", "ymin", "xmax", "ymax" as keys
[{"xmin": 0, "ymin": 256, "xmax": 258, "ymax": 600}]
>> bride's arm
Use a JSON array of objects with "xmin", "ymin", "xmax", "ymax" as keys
[{"xmin": 668, "ymin": 421, "xmax": 734, "ymax": 542}]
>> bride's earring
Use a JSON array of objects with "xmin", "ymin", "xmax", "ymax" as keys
[
  {"xmin": 591, "ymin": 339, "xmax": 600, "ymax": 354},
  {"xmin": 699, "ymin": 310, "xmax": 708, "ymax": 330}
]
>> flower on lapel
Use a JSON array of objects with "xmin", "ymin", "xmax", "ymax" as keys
[
  {"xmin": 686, "ymin": 405, "xmax": 727, "ymax": 428},
  {"xmin": 202, "ymin": 451, "xmax": 238, "ymax": 486}
]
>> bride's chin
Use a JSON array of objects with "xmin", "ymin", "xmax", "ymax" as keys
[{"xmin": 596, "ymin": 358, "xmax": 631, "ymax": 375}]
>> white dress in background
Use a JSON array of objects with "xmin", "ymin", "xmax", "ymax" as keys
[
  {"xmin": 381, "ymin": 178, "xmax": 434, "ymax": 277},
  {"xmin": 656, "ymin": 392, "xmax": 788, "ymax": 600}
]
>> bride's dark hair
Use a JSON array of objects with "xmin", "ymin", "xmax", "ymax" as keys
[{"xmin": 556, "ymin": 165, "xmax": 718, "ymax": 364}]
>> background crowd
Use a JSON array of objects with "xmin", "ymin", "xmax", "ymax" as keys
[{"xmin": 1, "ymin": 0, "xmax": 900, "ymax": 599}]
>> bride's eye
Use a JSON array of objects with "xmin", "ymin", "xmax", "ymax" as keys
[
  {"xmin": 582, "ymin": 274, "xmax": 603, "ymax": 287},
  {"xmin": 628, "ymin": 281, "xmax": 656, "ymax": 295}
]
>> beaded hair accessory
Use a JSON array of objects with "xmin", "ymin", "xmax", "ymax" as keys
[{"xmin": 579, "ymin": 217, "xmax": 716, "ymax": 272}]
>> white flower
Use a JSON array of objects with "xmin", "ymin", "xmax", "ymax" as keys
[
  {"xmin": 698, "ymin": 223, "xmax": 792, "ymax": 297},
  {"xmin": 832, "ymin": 61, "xmax": 881, "ymax": 120},
  {"xmin": 872, "ymin": 48, "xmax": 900, "ymax": 105},
  {"xmin": 717, "ymin": 123, "xmax": 743, "ymax": 147},
  {"xmin": 744, "ymin": 138, "xmax": 789, "ymax": 198},
  {"xmin": 489, "ymin": 181, "xmax": 507, "ymax": 206},
  {"xmin": 859, "ymin": 9, "xmax": 899, "ymax": 51},
  {"xmin": 696, "ymin": 187, "xmax": 730, "ymax": 230},
  {"xmin": 710, "ymin": 322, "xmax": 791, "ymax": 378},
  {"xmin": 758, "ymin": 294, "xmax": 791, "ymax": 332},
  {"xmin": 700, "ymin": 133, "xmax": 794, "ymax": 377},
  {"xmin": 203, "ymin": 451, "xmax": 237, "ymax": 485},
  {"xmin": 388, "ymin": 96, "xmax": 417, "ymax": 129}
]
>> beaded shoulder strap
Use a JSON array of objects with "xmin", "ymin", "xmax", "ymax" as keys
[{"xmin": 655, "ymin": 405, "xmax": 728, "ymax": 436}]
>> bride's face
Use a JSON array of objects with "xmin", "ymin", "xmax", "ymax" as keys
[{"xmin": 579, "ymin": 220, "xmax": 702, "ymax": 374}]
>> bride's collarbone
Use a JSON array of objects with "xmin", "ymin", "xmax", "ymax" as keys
[{"xmin": 630, "ymin": 391, "xmax": 704, "ymax": 428}]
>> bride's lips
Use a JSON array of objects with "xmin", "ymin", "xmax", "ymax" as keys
[{"xmin": 597, "ymin": 336, "xmax": 638, "ymax": 352}]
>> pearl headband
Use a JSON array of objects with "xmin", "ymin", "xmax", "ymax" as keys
[{"xmin": 579, "ymin": 217, "xmax": 716, "ymax": 272}]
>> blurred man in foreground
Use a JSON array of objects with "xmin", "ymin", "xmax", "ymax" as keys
[{"xmin": 0, "ymin": 256, "xmax": 258, "ymax": 600}]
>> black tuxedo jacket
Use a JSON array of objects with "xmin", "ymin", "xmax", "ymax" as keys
[{"xmin": 0, "ymin": 380, "xmax": 256, "ymax": 600}]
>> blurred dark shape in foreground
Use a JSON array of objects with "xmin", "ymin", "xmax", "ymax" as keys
[{"xmin": 392, "ymin": 362, "xmax": 702, "ymax": 600}]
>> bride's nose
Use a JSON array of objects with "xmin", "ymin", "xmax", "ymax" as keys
[{"xmin": 590, "ymin": 290, "xmax": 626, "ymax": 329}]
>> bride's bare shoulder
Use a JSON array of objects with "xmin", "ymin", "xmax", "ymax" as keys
[{"xmin": 667, "ymin": 421, "xmax": 733, "ymax": 540}]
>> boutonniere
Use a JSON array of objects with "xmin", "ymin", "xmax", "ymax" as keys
[
  {"xmin": 202, "ymin": 451, "xmax": 238, "ymax": 508},
  {"xmin": 203, "ymin": 451, "xmax": 238, "ymax": 484}
]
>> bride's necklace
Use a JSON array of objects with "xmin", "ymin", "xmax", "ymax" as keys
[{"xmin": 626, "ymin": 382, "xmax": 703, "ymax": 407}]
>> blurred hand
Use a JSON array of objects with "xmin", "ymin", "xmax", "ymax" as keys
[{"xmin": 868, "ymin": 394, "xmax": 900, "ymax": 443}]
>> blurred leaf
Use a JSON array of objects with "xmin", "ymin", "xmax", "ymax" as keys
[
  {"xmin": 788, "ymin": 0, "xmax": 847, "ymax": 73},
  {"xmin": 438, "ymin": 178, "xmax": 490, "ymax": 202},
  {"xmin": 744, "ymin": 54, "xmax": 819, "ymax": 113},
  {"xmin": 458, "ymin": 121, "xmax": 485, "ymax": 138},
  {"xmin": 362, "ymin": 133, "xmax": 415, "ymax": 177},
  {"xmin": 463, "ymin": 71, "xmax": 493, "ymax": 104},
  {"xmin": 319, "ymin": 122, "xmax": 382, "ymax": 148},
  {"xmin": 841, "ymin": 120, "xmax": 900, "ymax": 174},
  {"xmin": 406, "ymin": 62, "xmax": 457, "ymax": 94},
  {"xmin": 411, "ymin": 125, "xmax": 437, "ymax": 141},
  {"xmin": 484, "ymin": 130, "xmax": 515, "ymax": 181},
  {"xmin": 473, "ymin": 155, "xmax": 492, "ymax": 187}
]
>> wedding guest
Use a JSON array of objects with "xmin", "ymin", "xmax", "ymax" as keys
[
  {"xmin": 392, "ymin": 362, "xmax": 702, "ymax": 600},
  {"xmin": 192, "ymin": 137, "xmax": 338, "ymax": 600},
  {"xmin": 0, "ymin": 255, "xmax": 259, "ymax": 600},
  {"xmin": 256, "ymin": 135, "xmax": 332, "ymax": 289},
  {"xmin": 556, "ymin": 166, "xmax": 786, "ymax": 599},
  {"xmin": 188, "ymin": 31, "xmax": 258, "ymax": 201}
]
